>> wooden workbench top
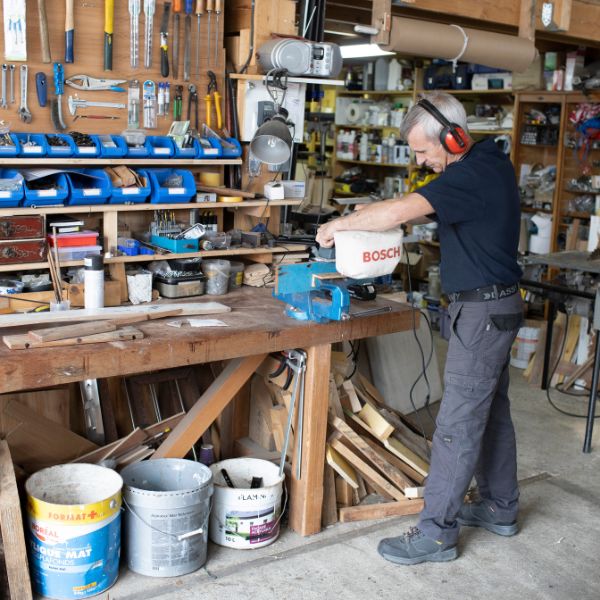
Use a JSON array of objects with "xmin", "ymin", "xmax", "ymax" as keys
[{"xmin": 0, "ymin": 288, "xmax": 415, "ymax": 394}]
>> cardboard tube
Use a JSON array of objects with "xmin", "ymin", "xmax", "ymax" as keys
[{"xmin": 383, "ymin": 17, "xmax": 538, "ymax": 73}]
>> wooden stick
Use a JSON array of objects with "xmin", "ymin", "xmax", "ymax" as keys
[
  {"xmin": 339, "ymin": 499, "xmax": 424, "ymax": 523},
  {"xmin": 47, "ymin": 249, "xmax": 61, "ymax": 303}
]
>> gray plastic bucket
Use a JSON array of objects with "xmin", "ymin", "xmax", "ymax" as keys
[{"xmin": 121, "ymin": 458, "xmax": 213, "ymax": 577}]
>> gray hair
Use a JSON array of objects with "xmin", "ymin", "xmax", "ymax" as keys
[{"xmin": 400, "ymin": 91, "xmax": 469, "ymax": 144}]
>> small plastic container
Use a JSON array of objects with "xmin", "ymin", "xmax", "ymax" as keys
[
  {"xmin": 172, "ymin": 137, "xmax": 200, "ymax": 159},
  {"xmin": 117, "ymin": 238, "xmax": 140, "ymax": 256},
  {"xmin": 0, "ymin": 169, "xmax": 24, "ymax": 207},
  {"xmin": 23, "ymin": 172, "xmax": 69, "ymax": 207},
  {"xmin": 201, "ymin": 259, "xmax": 231, "ymax": 295},
  {"xmin": 228, "ymin": 261, "xmax": 245, "ymax": 289},
  {"xmin": 57, "ymin": 245, "xmax": 102, "ymax": 261},
  {"xmin": 0, "ymin": 278, "xmax": 25, "ymax": 294},
  {"xmin": 212, "ymin": 137, "xmax": 243, "ymax": 158},
  {"xmin": 45, "ymin": 134, "xmax": 76, "ymax": 157},
  {"xmin": 197, "ymin": 138, "xmax": 222, "ymax": 158},
  {"xmin": 98, "ymin": 134, "xmax": 128, "ymax": 158},
  {"xmin": 15, "ymin": 133, "xmax": 47, "ymax": 157},
  {"xmin": 109, "ymin": 169, "xmax": 152, "ymax": 204},
  {"xmin": 71, "ymin": 134, "xmax": 102, "ymax": 157},
  {"xmin": 48, "ymin": 230, "xmax": 99, "ymax": 247},
  {"xmin": 0, "ymin": 133, "xmax": 19, "ymax": 157},
  {"xmin": 148, "ymin": 169, "xmax": 197, "ymax": 203},
  {"xmin": 66, "ymin": 169, "xmax": 112, "ymax": 206},
  {"xmin": 146, "ymin": 136, "xmax": 175, "ymax": 158}
]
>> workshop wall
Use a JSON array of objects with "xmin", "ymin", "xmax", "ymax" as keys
[{"xmin": 1, "ymin": 1, "xmax": 224, "ymax": 136}]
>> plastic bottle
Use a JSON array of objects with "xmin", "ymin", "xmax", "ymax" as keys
[
  {"xmin": 387, "ymin": 58, "xmax": 401, "ymax": 91},
  {"xmin": 84, "ymin": 255, "xmax": 104, "ymax": 310},
  {"xmin": 374, "ymin": 58, "xmax": 389, "ymax": 91},
  {"xmin": 359, "ymin": 132, "xmax": 369, "ymax": 162}
]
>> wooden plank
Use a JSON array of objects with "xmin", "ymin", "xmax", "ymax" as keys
[
  {"xmin": 339, "ymin": 499, "xmax": 424, "ymax": 523},
  {"xmin": 330, "ymin": 416, "xmax": 413, "ymax": 491},
  {"xmin": 0, "ymin": 440, "xmax": 33, "ymax": 600},
  {"xmin": 233, "ymin": 437, "xmax": 280, "ymax": 462},
  {"xmin": 384, "ymin": 437, "xmax": 429, "ymax": 478},
  {"xmin": 4, "ymin": 327, "xmax": 144, "ymax": 350},
  {"xmin": 151, "ymin": 354, "xmax": 267, "ymax": 459},
  {"xmin": 249, "ymin": 375, "xmax": 276, "ymax": 451},
  {"xmin": 335, "ymin": 476, "xmax": 354, "ymax": 508},
  {"xmin": 357, "ymin": 403, "xmax": 394, "ymax": 440},
  {"xmin": 270, "ymin": 405, "xmax": 292, "ymax": 457},
  {"xmin": 328, "ymin": 375, "xmax": 345, "ymax": 421},
  {"xmin": 326, "ymin": 444, "xmax": 359, "ymax": 488},
  {"xmin": 321, "ymin": 463, "xmax": 338, "ymax": 528},
  {"xmin": 330, "ymin": 438, "xmax": 405, "ymax": 501},
  {"xmin": 341, "ymin": 380, "xmax": 362, "ymax": 413},
  {"xmin": 109, "ymin": 262, "xmax": 129, "ymax": 302},
  {"xmin": 361, "ymin": 436, "xmax": 425, "ymax": 485}
]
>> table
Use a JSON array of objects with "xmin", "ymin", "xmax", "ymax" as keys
[
  {"xmin": 0, "ymin": 287, "xmax": 415, "ymax": 536},
  {"xmin": 523, "ymin": 251, "xmax": 600, "ymax": 453}
]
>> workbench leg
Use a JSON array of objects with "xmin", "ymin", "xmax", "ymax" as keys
[{"xmin": 289, "ymin": 344, "xmax": 331, "ymax": 536}]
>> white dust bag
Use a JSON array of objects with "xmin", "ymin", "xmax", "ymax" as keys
[{"xmin": 334, "ymin": 229, "xmax": 403, "ymax": 279}]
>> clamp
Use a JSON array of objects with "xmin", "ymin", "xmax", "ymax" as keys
[
  {"xmin": 65, "ymin": 74, "xmax": 126, "ymax": 92},
  {"xmin": 205, "ymin": 70, "xmax": 222, "ymax": 129}
]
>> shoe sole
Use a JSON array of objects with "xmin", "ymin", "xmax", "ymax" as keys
[
  {"xmin": 379, "ymin": 546, "xmax": 458, "ymax": 565},
  {"xmin": 457, "ymin": 517, "xmax": 518, "ymax": 537}
]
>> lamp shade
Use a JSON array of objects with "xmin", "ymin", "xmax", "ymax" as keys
[{"xmin": 249, "ymin": 114, "xmax": 293, "ymax": 165}]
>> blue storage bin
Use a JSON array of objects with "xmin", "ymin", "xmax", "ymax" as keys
[
  {"xmin": 0, "ymin": 133, "xmax": 19, "ymax": 157},
  {"xmin": 45, "ymin": 134, "xmax": 76, "ymax": 157},
  {"xmin": 109, "ymin": 169, "xmax": 152, "ymax": 204},
  {"xmin": 172, "ymin": 137, "xmax": 200, "ymax": 158},
  {"xmin": 197, "ymin": 137, "xmax": 222, "ymax": 158},
  {"xmin": 148, "ymin": 169, "xmax": 196, "ymax": 203},
  {"xmin": 23, "ymin": 173, "xmax": 69, "ymax": 207},
  {"xmin": 146, "ymin": 136, "xmax": 175, "ymax": 158},
  {"xmin": 98, "ymin": 134, "xmax": 128, "ymax": 158},
  {"xmin": 220, "ymin": 137, "xmax": 242, "ymax": 158},
  {"xmin": 125, "ymin": 139, "xmax": 150, "ymax": 158},
  {"xmin": 71, "ymin": 134, "xmax": 101, "ymax": 157},
  {"xmin": 15, "ymin": 133, "xmax": 47, "ymax": 157},
  {"xmin": 66, "ymin": 169, "xmax": 111, "ymax": 205},
  {"xmin": 0, "ymin": 169, "xmax": 24, "ymax": 207}
]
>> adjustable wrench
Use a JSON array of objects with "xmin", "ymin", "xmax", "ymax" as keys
[
  {"xmin": 9, "ymin": 64, "xmax": 15, "ymax": 104},
  {"xmin": 18, "ymin": 65, "xmax": 32, "ymax": 123},
  {"xmin": 1, "ymin": 65, "xmax": 7, "ymax": 109}
]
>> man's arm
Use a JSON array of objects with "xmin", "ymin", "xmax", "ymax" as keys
[{"xmin": 316, "ymin": 193, "xmax": 434, "ymax": 247}]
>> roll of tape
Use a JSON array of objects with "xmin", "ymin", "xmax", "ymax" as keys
[
  {"xmin": 217, "ymin": 196, "xmax": 243, "ymax": 203},
  {"xmin": 346, "ymin": 103, "xmax": 365, "ymax": 124},
  {"xmin": 199, "ymin": 172, "xmax": 221, "ymax": 186}
]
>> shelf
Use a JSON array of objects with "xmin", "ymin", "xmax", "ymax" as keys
[
  {"xmin": 334, "ymin": 124, "xmax": 391, "ymax": 130},
  {"xmin": 469, "ymin": 129, "xmax": 513, "ymax": 135},
  {"xmin": 0, "ymin": 200, "xmax": 302, "ymax": 217},
  {"xmin": 562, "ymin": 211, "xmax": 592, "ymax": 219},
  {"xmin": 521, "ymin": 206, "xmax": 552, "ymax": 214},
  {"xmin": 337, "ymin": 90, "xmax": 413, "ymax": 96},
  {"xmin": 416, "ymin": 89, "xmax": 513, "ymax": 95},
  {"xmin": 336, "ymin": 159, "xmax": 410, "ymax": 168},
  {"xmin": 230, "ymin": 73, "xmax": 345, "ymax": 86},
  {"xmin": 0, "ymin": 245, "xmax": 304, "ymax": 273},
  {"xmin": 0, "ymin": 158, "xmax": 243, "ymax": 166}
]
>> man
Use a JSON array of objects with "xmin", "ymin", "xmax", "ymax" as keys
[{"xmin": 316, "ymin": 92, "xmax": 523, "ymax": 565}]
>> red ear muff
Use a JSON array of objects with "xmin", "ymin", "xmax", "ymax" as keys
[{"xmin": 418, "ymin": 98, "xmax": 469, "ymax": 155}]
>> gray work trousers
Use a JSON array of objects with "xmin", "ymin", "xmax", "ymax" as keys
[{"xmin": 418, "ymin": 292, "xmax": 524, "ymax": 546}]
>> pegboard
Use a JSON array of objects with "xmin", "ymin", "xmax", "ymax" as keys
[{"xmin": 0, "ymin": 1, "xmax": 225, "ymax": 137}]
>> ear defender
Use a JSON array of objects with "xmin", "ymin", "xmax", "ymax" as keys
[{"xmin": 417, "ymin": 98, "xmax": 469, "ymax": 154}]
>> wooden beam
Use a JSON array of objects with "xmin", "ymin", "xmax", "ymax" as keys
[
  {"xmin": 361, "ymin": 436, "xmax": 425, "ymax": 485},
  {"xmin": 357, "ymin": 403, "xmax": 394, "ymax": 440},
  {"xmin": 339, "ymin": 499, "xmax": 424, "ymax": 523},
  {"xmin": 326, "ymin": 444, "xmax": 359, "ymax": 488},
  {"xmin": 0, "ymin": 440, "xmax": 33, "ymax": 600},
  {"xmin": 322, "ymin": 463, "xmax": 338, "ymax": 528},
  {"xmin": 384, "ymin": 437, "xmax": 430, "ymax": 478},
  {"xmin": 341, "ymin": 380, "xmax": 362, "ymax": 413},
  {"xmin": 152, "ymin": 354, "xmax": 267, "ymax": 459}
]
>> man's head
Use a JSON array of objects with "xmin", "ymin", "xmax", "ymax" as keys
[{"xmin": 400, "ymin": 92, "xmax": 471, "ymax": 173}]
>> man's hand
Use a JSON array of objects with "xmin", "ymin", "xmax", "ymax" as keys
[{"xmin": 316, "ymin": 219, "xmax": 340, "ymax": 248}]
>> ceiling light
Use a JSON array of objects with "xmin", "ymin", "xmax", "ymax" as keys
[{"xmin": 340, "ymin": 44, "xmax": 395, "ymax": 59}]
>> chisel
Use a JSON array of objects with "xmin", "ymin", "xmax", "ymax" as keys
[
  {"xmin": 214, "ymin": 0, "xmax": 221, "ymax": 66},
  {"xmin": 104, "ymin": 0, "xmax": 114, "ymax": 71},
  {"xmin": 37, "ymin": 0, "xmax": 52, "ymax": 63},
  {"xmin": 160, "ymin": 2, "xmax": 171, "ymax": 77},
  {"xmin": 206, "ymin": 0, "xmax": 213, "ymax": 65},
  {"xmin": 65, "ymin": 0, "xmax": 74, "ymax": 63},
  {"xmin": 172, "ymin": 0, "xmax": 181, "ymax": 80},
  {"xmin": 195, "ymin": 0, "xmax": 204, "ymax": 78},
  {"xmin": 183, "ymin": 0, "xmax": 193, "ymax": 81}
]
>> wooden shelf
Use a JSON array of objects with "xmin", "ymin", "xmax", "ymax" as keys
[
  {"xmin": 336, "ymin": 159, "xmax": 409, "ymax": 168},
  {"xmin": 334, "ymin": 124, "xmax": 390, "ymax": 130},
  {"xmin": 521, "ymin": 206, "xmax": 552, "ymax": 214},
  {"xmin": 337, "ymin": 90, "xmax": 413, "ymax": 96},
  {"xmin": 416, "ymin": 89, "xmax": 513, "ymax": 95},
  {"xmin": 0, "ymin": 158, "xmax": 243, "ymax": 166},
  {"xmin": 469, "ymin": 129, "xmax": 513, "ymax": 135}
]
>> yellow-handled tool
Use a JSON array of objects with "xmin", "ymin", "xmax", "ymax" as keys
[
  {"xmin": 205, "ymin": 70, "xmax": 222, "ymax": 129},
  {"xmin": 104, "ymin": 0, "xmax": 114, "ymax": 71}
]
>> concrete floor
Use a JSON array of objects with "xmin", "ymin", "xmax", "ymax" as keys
[{"xmin": 5, "ymin": 333, "xmax": 600, "ymax": 600}]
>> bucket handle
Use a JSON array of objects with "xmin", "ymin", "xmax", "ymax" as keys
[{"xmin": 123, "ymin": 496, "xmax": 213, "ymax": 542}]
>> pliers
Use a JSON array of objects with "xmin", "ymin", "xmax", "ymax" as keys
[
  {"xmin": 205, "ymin": 71, "xmax": 222, "ymax": 129},
  {"xmin": 65, "ymin": 75, "xmax": 126, "ymax": 92}
]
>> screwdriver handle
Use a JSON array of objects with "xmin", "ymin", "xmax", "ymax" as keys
[
  {"xmin": 215, "ymin": 0, "xmax": 221, "ymax": 12},
  {"xmin": 195, "ymin": 0, "xmax": 204, "ymax": 14},
  {"xmin": 104, "ymin": 0, "xmax": 114, "ymax": 71},
  {"xmin": 173, "ymin": 0, "xmax": 182, "ymax": 11},
  {"xmin": 185, "ymin": 0, "xmax": 193, "ymax": 13},
  {"xmin": 206, "ymin": 0, "xmax": 214, "ymax": 11}
]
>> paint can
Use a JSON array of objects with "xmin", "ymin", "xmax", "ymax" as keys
[
  {"xmin": 25, "ymin": 464, "xmax": 123, "ymax": 599},
  {"xmin": 209, "ymin": 458, "xmax": 285, "ymax": 549},
  {"xmin": 510, "ymin": 326, "xmax": 540, "ymax": 369},
  {"xmin": 121, "ymin": 458, "xmax": 213, "ymax": 577}
]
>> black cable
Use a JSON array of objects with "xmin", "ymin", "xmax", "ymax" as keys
[{"xmin": 545, "ymin": 311, "xmax": 599, "ymax": 419}]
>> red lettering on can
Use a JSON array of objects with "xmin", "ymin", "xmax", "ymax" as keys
[{"xmin": 362, "ymin": 246, "xmax": 401, "ymax": 263}]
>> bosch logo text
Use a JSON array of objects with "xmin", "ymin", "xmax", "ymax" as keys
[{"xmin": 363, "ymin": 246, "xmax": 401, "ymax": 262}]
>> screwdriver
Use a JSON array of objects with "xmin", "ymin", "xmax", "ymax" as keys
[
  {"xmin": 195, "ymin": 0, "xmax": 204, "ymax": 78},
  {"xmin": 129, "ymin": 0, "xmax": 141, "ymax": 69},
  {"xmin": 172, "ymin": 0, "xmax": 182, "ymax": 80},
  {"xmin": 183, "ymin": 0, "xmax": 193, "ymax": 81},
  {"xmin": 206, "ymin": 0, "xmax": 213, "ymax": 66},
  {"xmin": 214, "ymin": 0, "xmax": 222, "ymax": 66}
]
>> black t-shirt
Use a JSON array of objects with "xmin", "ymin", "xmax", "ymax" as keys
[{"xmin": 417, "ymin": 138, "xmax": 522, "ymax": 294}]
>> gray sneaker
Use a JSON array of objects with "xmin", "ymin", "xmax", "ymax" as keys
[
  {"xmin": 457, "ymin": 502, "xmax": 518, "ymax": 536},
  {"xmin": 377, "ymin": 526, "xmax": 458, "ymax": 565}
]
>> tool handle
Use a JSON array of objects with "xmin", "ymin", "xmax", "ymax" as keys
[
  {"xmin": 205, "ymin": 94, "xmax": 211, "ymax": 128},
  {"xmin": 185, "ymin": 0, "xmax": 193, "ymax": 13},
  {"xmin": 214, "ymin": 90, "xmax": 222, "ymax": 129},
  {"xmin": 160, "ymin": 44, "xmax": 169, "ymax": 77},
  {"xmin": 38, "ymin": 0, "xmax": 52, "ymax": 63},
  {"xmin": 215, "ymin": 0, "xmax": 221, "ymax": 12},
  {"xmin": 195, "ymin": 0, "xmax": 204, "ymax": 14},
  {"xmin": 53, "ymin": 63, "xmax": 64, "ymax": 95},
  {"xmin": 173, "ymin": 0, "xmax": 182, "ymax": 11},
  {"xmin": 65, "ymin": 0, "xmax": 74, "ymax": 63},
  {"xmin": 104, "ymin": 0, "xmax": 114, "ymax": 71},
  {"xmin": 206, "ymin": 0, "xmax": 214, "ymax": 11},
  {"xmin": 35, "ymin": 72, "xmax": 48, "ymax": 107}
]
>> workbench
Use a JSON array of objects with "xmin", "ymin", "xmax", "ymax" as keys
[{"xmin": 0, "ymin": 287, "xmax": 415, "ymax": 537}]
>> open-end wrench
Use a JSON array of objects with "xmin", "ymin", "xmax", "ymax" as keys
[
  {"xmin": 18, "ymin": 65, "xmax": 32, "ymax": 123},
  {"xmin": 9, "ymin": 65, "xmax": 15, "ymax": 103},
  {"xmin": 1, "ymin": 65, "xmax": 7, "ymax": 109}
]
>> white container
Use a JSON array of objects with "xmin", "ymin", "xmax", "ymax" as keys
[
  {"xmin": 387, "ymin": 58, "xmax": 401, "ymax": 91},
  {"xmin": 84, "ymin": 255, "xmax": 104, "ymax": 309},
  {"xmin": 202, "ymin": 259, "xmax": 231, "ymax": 295},
  {"xmin": 374, "ymin": 57, "xmax": 389, "ymax": 91},
  {"xmin": 209, "ymin": 458, "xmax": 284, "ymax": 549},
  {"xmin": 510, "ymin": 326, "xmax": 540, "ymax": 369},
  {"xmin": 121, "ymin": 459, "xmax": 213, "ymax": 577}
]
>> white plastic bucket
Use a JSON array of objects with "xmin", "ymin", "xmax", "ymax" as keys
[
  {"xmin": 25, "ymin": 464, "xmax": 123, "ymax": 600},
  {"xmin": 209, "ymin": 458, "xmax": 284, "ymax": 549},
  {"xmin": 510, "ymin": 326, "xmax": 540, "ymax": 369},
  {"xmin": 202, "ymin": 259, "xmax": 231, "ymax": 295},
  {"xmin": 121, "ymin": 458, "xmax": 213, "ymax": 577}
]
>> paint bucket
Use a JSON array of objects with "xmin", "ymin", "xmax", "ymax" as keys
[
  {"xmin": 209, "ymin": 458, "xmax": 285, "ymax": 549},
  {"xmin": 510, "ymin": 325, "xmax": 540, "ymax": 369},
  {"xmin": 25, "ymin": 464, "xmax": 123, "ymax": 600},
  {"xmin": 121, "ymin": 458, "xmax": 213, "ymax": 577}
]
